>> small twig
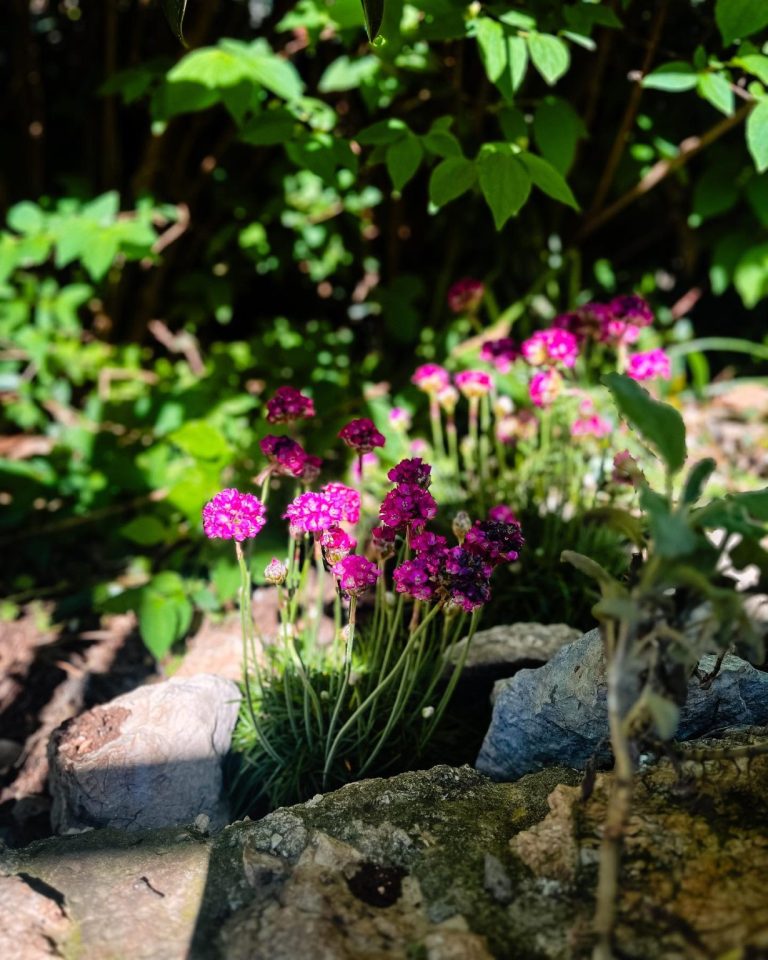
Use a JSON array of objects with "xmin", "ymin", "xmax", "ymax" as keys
[
  {"xmin": 150, "ymin": 203, "xmax": 190, "ymax": 255},
  {"xmin": 579, "ymin": 102, "xmax": 755, "ymax": 240}
]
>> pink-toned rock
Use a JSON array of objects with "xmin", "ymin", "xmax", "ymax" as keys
[{"xmin": 0, "ymin": 875, "xmax": 71, "ymax": 959}]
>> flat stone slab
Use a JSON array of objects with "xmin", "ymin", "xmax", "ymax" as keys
[{"xmin": 448, "ymin": 622, "xmax": 581, "ymax": 677}]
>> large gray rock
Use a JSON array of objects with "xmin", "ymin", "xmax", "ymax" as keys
[
  {"xmin": 476, "ymin": 628, "xmax": 768, "ymax": 781},
  {"xmin": 447, "ymin": 622, "xmax": 580, "ymax": 677},
  {"xmin": 48, "ymin": 673, "xmax": 240, "ymax": 833},
  {"xmin": 5, "ymin": 733, "xmax": 768, "ymax": 959}
]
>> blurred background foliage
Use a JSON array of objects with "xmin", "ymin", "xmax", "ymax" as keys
[{"xmin": 1, "ymin": 0, "xmax": 767, "ymax": 653}]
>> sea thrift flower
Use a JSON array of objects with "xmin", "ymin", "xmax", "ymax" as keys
[
  {"xmin": 626, "ymin": 348, "xmax": 671, "ymax": 381},
  {"xmin": 480, "ymin": 338, "xmax": 518, "ymax": 373},
  {"xmin": 411, "ymin": 530, "xmax": 447, "ymax": 556},
  {"xmin": 465, "ymin": 520, "xmax": 524, "ymax": 565},
  {"xmin": 338, "ymin": 418, "xmax": 386, "ymax": 454},
  {"xmin": 412, "ymin": 364, "xmax": 450, "ymax": 394},
  {"xmin": 521, "ymin": 329, "xmax": 579, "ymax": 369},
  {"xmin": 264, "ymin": 558, "xmax": 288, "ymax": 585},
  {"xmin": 393, "ymin": 558, "xmax": 437, "ymax": 601},
  {"xmin": 379, "ymin": 483, "xmax": 438, "ymax": 532},
  {"xmin": 332, "ymin": 555, "xmax": 381, "ymax": 598},
  {"xmin": 444, "ymin": 547, "xmax": 493, "ymax": 611},
  {"xmin": 321, "ymin": 527, "xmax": 357, "ymax": 565},
  {"xmin": 452, "ymin": 511, "xmax": 472, "ymax": 544},
  {"xmin": 529, "ymin": 368, "xmax": 563, "ymax": 408},
  {"xmin": 387, "ymin": 458, "xmax": 431, "ymax": 488},
  {"xmin": 610, "ymin": 294, "xmax": 654, "ymax": 327},
  {"xmin": 447, "ymin": 277, "xmax": 485, "ymax": 314},
  {"xmin": 554, "ymin": 303, "xmax": 613, "ymax": 341},
  {"xmin": 389, "ymin": 407, "xmax": 412, "ymax": 431},
  {"xmin": 265, "ymin": 386, "xmax": 315, "ymax": 424},
  {"xmin": 455, "ymin": 370, "xmax": 493, "ymax": 398},
  {"xmin": 284, "ymin": 491, "xmax": 343, "ymax": 534},
  {"xmin": 260, "ymin": 435, "xmax": 307, "ymax": 477},
  {"xmin": 488, "ymin": 504, "xmax": 517, "ymax": 524},
  {"xmin": 571, "ymin": 415, "xmax": 612, "ymax": 439},
  {"xmin": 437, "ymin": 385, "xmax": 459, "ymax": 414},
  {"xmin": 203, "ymin": 488, "xmax": 267, "ymax": 542},
  {"xmin": 322, "ymin": 482, "xmax": 361, "ymax": 524},
  {"xmin": 612, "ymin": 449, "xmax": 645, "ymax": 486}
]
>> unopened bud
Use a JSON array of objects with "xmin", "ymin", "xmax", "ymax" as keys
[
  {"xmin": 264, "ymin": 557, "xmax": 288, "ymax": 585},
  {"xmin": 421, "ymin": 705, "xmax": 435, "ymax": 719},
  {"xmin": 452, "ymin": 511, "xmax": 472, "ymax": 544}
]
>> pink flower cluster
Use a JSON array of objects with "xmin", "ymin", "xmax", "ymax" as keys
[
  {"xmin": 447, "ymin": 277, "xmax": 485, "ymax": 315},
  {"xmin": 529, "ymin": 369, "xmax": 563, "ymax": 408},
  {"xmin": 626, "ymin": 348, "xmax": 671, "ymax": 381},
  {"xmin": 260, "ymin": 434, "xmax": 321, "ymax": 480},
  {"xmin": 338, "ymin": 418, "xmax": 386, "ymax": 454},
  {"xmin": 283, "ymin": 483, "xmax": 360, "ymax": 534},
  {"xmin": 571, "ymin": 414, "xmax": 612, "ymax": 439},
  {"xmin": 265, "ymin": 386, "xmax": 315, "ymax": 424},
  {"xmin": 412, "ymin": 364, "xmax": 451, "ymax": 394},
  {"xmin": 321, "ymin": 527, "xmax": 357, "ymax": 565},
  {"xmin": 203, "ymin": 488, "xmax": 267, "ymax": 542},
  {"xmin": 455, "ymin": 369, "xmax": 493, "ymax": 398},
  {"xmin": 480, "ymin": 338, "xmax": 518, "ymax": 373},
  {"xmin": 521, "ymin": 329, "xmax": 579, "ymax": 369},
  {"xmin": 554, "ymin": 294, "xmax": 654, "ymax": 347},
  {"xmin": 332, "ymin": 555, "xmax": 380, "ymax": 598}
]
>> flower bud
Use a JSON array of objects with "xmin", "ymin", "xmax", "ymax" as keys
[
  {"xmin": 452, "ymin": 511, "xmax": 472, "ymax": 544},
  {"xmin": 264, "ymin": 557, "xmax": 288, "ymax": 585},
  {"xmin": 421, "ymin": 706, "xmax": 435, "ymax": 719}
]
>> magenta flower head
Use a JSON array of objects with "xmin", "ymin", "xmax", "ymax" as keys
[
  {"xmin": 322, "ymin": 482, "xmax": 361, "ymax": 524},
  {"xmin": 626, "ymin": 348, "xmax": 671, "ymax": 381},
  {"xmin": 444, "ymin": 547, "xmax": 493, "ymax": 611},
  {"xmin": 338, "ymin": 418, "xmax": 386, "ymax": 455},
  {"xmin": 260, "ymin": 434, "xmax": 307, "ymax": 477},
  {"xmin": 571, "ymin": 414, "xmax": 612, "ymax": 439},
  {"xmin": 387, "ymin": 458, "xmax": 431, "ymax": 488},
  {"xmin": 393, "ymin": 557, "xmax": 437, "ymax": 602},
  {"xmin": 203, "ymin": 488, "xmax": 267, "ymax": 542},
  {"xmin": 321, "ymin": 526, "xmax": 357, "ymax": 565},
  {"xmin": 447, "ymin": 278, "xmax": 485, "ymax": 315},
  {"xmin": 521, "ymin": 328, "xmax": 579, "ymax": 369},
  {"xmin": 332, "ymin": 554, "xmax": 381, "ymax": 598},
  {"xmin": 411, "ymin": 363, "xmax": 450, "ymax": 394},
  {"xmin": 265, "ymin": 386, "xmax": 315, "ymax": 424},
  {"xmin": 480, "ymin": 338, "xmax": 519, "ymax": 373},
  {"xmin": 465, "ymin": 519, "xmax": 524, "ymax": 565},
  {"xmin": 379, "ymin": 483, "xmax": 438, "ymax": 532},
  {"xmin": 284, "ymin": 491, "xmax": 343, "ymax": 534},
  {"xmin": 455, "ymin": 369, "xmax": 493, "ymax": 398},
  {"xmin": 612, "ymin": 449, "xmax": 645, "ymax": 487},
  {"xmin": 488, "ymin": 504, "xmax": 517, "ymax": 524},
  {"xmin": 556, "ymin": 303, "xmax": 612, "ymax": 342},
  {"xmin": 609, "ymin": 294, "xmax": 654, "ymax": 328},
  {"xmin": 529, "ymin": 368, "xmax": 563, "ymax": 408}
]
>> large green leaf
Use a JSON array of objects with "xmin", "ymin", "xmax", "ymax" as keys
[
  {"xmin": 604, "ymin": 373, "xmax": 687, "ymax": 474},
  {"xmin": 532, "ymin": 97, "xmax": 585, "ymax": 175},
  {"xmin": 386, "ymin": 135, "xmax": 424, "ymax": 192},
  {"xmin": 697, "ymin": 72, "xmax": 735, "ymax": 116},
  {"xmin": 640, "ymin": 487, "xmax": 697, "ymax": 558},
  {"xmin": 747, "ymin": 100, "xmax": 768, "ymax": 173},
  {"xmin": 360, "ymin": 0, "xmax": 384, "ymax": 40},
  {"xmin": 161, "ymin": 0, "xmax": 187, "ymax": 42},
  {"xmin": 519, "ymin": 152, "xmax": 579, "ymax": 209},
  {"xmin": 429, "ymin": 157, "xmax": 477, "ymax": 207},
  {"xmin": 642, "ymin": 61, "xmax": 699, "ymax": 92},
  {"xmin": 716, "ymin": 0, "xmax": 768, "ymax": 45},
  {"xmin": 477, "ymin": 146, "xmax": 531, "ymax": 229},
  {"xmin": 526, "ymin": 33, "xmax": 570, "ymax": 86}
]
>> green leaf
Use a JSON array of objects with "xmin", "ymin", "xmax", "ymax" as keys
[
  {"xmin": 498, "ymin": 106, "xmax": 528, "ymax": 143},
  {"xmin": 604, "ymin": 373, "xmax": 687, "ymax": 474},
  {"xmin": 357, "ymin": 118, "xmax": 408, "ymax": 145},
  {"xmin": 507, "ymin": 36, "xmax": 529, "ymax": 93},
  {"xmin": 734, "ymin": 241, "xmax": 768, "ymax": 306},
  {"xmin": 519, "ymin": 152, "xmax": 579, "ymax": 209},
  {"xmin": 747, "ymin": 99, "xmax": 768, "ymax": 172},
  {"xmin": 161, "ymin": 0, "xmax": 188, "ymax": 42},
  {"xmin": 532, "ymin": 97, "xmax": 585, "ymax": 175},
  {"xmin": 728, "ymin": 486, "xmax": 768, "ymax": 520},
  {"xmin": 169, "ymin": 420, "xmax": 231, "ymax": 460},
  {"xmin": 360, "ymin": 0, "xmax": 384, "ymax": 40},
  {"xmin": 697, "ymin": 72, "xmax": 735, "ymax": 115},
  {"xmin": 642, "ymin": 61, "xmax": 699, "ymax": 92},
  {"xmin": 318, "ymin": 55, "xmax": 379, "ymax": 93},
  {"xmin": 422, "ymin": 124, "xmax": 462, "ymax": 158},
  {"xmin": 475, "ymin": 18, "xmax": 507, "ymax": 83},
  {"xmin": 7, "ymin": 202, "xmax": 45, "ymax": 235},
  {"xmin": 138, "ymin": 591, "xmax": 179, "ymax": 659},
  {"xmin": 119, "ymin": 516, "xmax": 168, "ymax": 546},
  {"xmin": 386, "ymin": 135, "xmax": 423, "ymax": 192},
  {"xmin": 716, "ymin": 0, "xmax": 768, "ymax": 45},
  {"xmin": 560, "ymin": 550, "xmax": 624, "ymax": 592},
  {"xmin": 477, "ymin": 146, "xmax": 531, "ymax": 229},
  {"xmin": 584, "ymin": 507, "xmax": 645, "ymax": 547},
  {"xmin": 645, "ymin": 691, "xmax": 680, "ymax": 740},
  {"xmin": 526, "ymin": 33, "xmax": 570, "ymax": 86},
  {"xmin": 682, "ymin": 458, "xmax": 717, "ymax": 504},
  {"xmin": 429, "ymin": 157, "xmax": 477, "ymax": 207},
  {"xmin": 734, "ymin": 53, "xmax": 768, "ymax": 85},
  {"xmin": 167, "ymin": 49, "xmax": 249, "ymax": 90},
  {"xmin": 640, "ymin": 486, "xmax": 698, "ymax": 558}
]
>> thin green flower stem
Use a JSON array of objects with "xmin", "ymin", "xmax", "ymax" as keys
[
  {"xmin": 414, "ymin": 612, "xmax": 466, "ymax": 717},
  {"xmin": 234, "ymin": 542, "xmax": 281, "ymax": 765},
  {"xmin": 422, "ymin": 608, "xmax": 480, "ymax": 745},
  {"xmin": 287, "ymin": 633, "xmax": 324, "ymax": 746},
  {"xmin": 429, "ymin": 396, "xmax": 447, "ymax": 460},
  {"xmin": 326, "ymin": 601, "xmax": 444, "ymax": 785},
  {"xmin": 446, "ymin": 416, "xmax": 460, "ymax": 476},
  {"xmin": 479, "ymin": 395, "xmax": 491, "ymax": 510},
  {"xmin": 468, "ymin": 396, "xmax": 480, "ymax": 491},
  {"xmin": 259, "ymin": 474, "xmax": 271, "ymax": 506},
  {"xmin": 312, "ymin": 549, "xmax": 326, "ymax": 651},
  {"xmin": 323, "ymin": 596, "xmax": 358, "ymax": 788}
]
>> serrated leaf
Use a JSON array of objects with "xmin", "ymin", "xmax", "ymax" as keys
[
  {"xmin": 716, "ymin": 0, "xmax": 768, "ymax": 45},
  {"xmin": 604, "ymin": 372, "xmax": 687, "ymax": 474},
  {"xmin": 429, "ymin": 157, "xmax": 477, "ymax": 207},
  {"xmin": 519, "ymin": 152, "xmax": 579, "ymax": 209},
  {"xmin": 526, "ymin": 33, "xmax": 570, "ymax": 86},
  {"xmin": 161, "ymin": 0, "xmax": 188, "ymax": 42},
  {"xmin": 642, "ymin": 61, "xmax": 699, "ymax": 92},
  {"xmin": 747, "ymin": 99, "xmax": 768, "ymax": 172},
  {"xmin": 477, "ymin": 146, "xmax": 531, "ymax": 229},
  {"xmin": 697, "ymin": 72, "xmax": 735, "ymax": 115},
  {"xmin": 386, "ymin": 135, "xmax": 423, "ymax": 192}
]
